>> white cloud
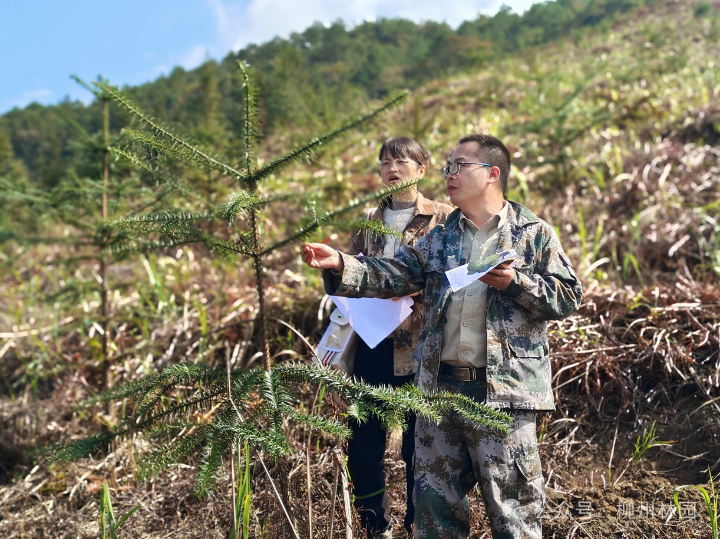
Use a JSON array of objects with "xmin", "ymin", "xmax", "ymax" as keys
[
  {"xmin": 206, "ymin": 0, "xmax": 542, "ymax": 54},
  {"xmin": 10, "ymin": 89, "xmax": 53, "ymax": 109},
  {"xmin": 179, "ymin": 44, "xmax": 211, "ymax": 70},
  {"xmin": 154, "ymin": 44, "xmax": 209, "ymax": 78}
]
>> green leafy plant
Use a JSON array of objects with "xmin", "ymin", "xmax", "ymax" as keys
[
  {"xmin": 674, "ymin": 467, "xmax": 718, "ymax": 539},
  {"xmin": 695, "ymin": 2, "xmax": 712, "ymax": 17},
  {"xmin": 623, "ymin": 252, "xmax": 643, "ymax": 287},
  {"xmin": 505, "ymin": 68, "xmax": 613, "ymax": 183},
  {"xmin": 97, "ymin": 63, "xmax": 412, "ymax": 366},
  {"xmin": 621, "ymin": 210, "xmax": 644, "ymax": 286},
  {"xmin": 631, "ymin": 421, "xmax": 672, "ymax": 464},
  {"xmin": 0, "ymin": 76, "xmax": 183, "ymax": 391},
  {"xmin": 231, "ymin": 442, "xmax": 253, "ymax": 539},
  {"xmin": 99, "ymin": 480, "xmax": 140, "ymax": 539}
]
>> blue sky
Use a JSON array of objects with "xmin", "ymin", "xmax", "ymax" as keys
[{"xmin": 0, "ymin": 0, "xmax": 541, "ymax": 114}]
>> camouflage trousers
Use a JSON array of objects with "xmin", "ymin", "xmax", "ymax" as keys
[{"xmin": 413, "ymin": 376, "xmax": 545, "ymax": 539}]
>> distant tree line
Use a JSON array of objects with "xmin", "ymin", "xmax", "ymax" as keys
[{"xmin": 0, "ymin": 0, "xmax": 651, "ymax": 189}]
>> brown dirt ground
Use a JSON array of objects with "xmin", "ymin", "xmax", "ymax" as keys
[{"xmin": 2, "ymin": 282, "xmax": 720, "ymax": 538}]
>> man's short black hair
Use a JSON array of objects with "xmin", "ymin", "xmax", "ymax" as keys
[{"xmin": 458, "ymin": 134, "xmax": 511, "ymax": 195}]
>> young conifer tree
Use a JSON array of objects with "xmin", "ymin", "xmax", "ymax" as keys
[
  {"xmin": 71, "ymin": 76, "xmax": 114, "ymax": 386},
  {"xmin": 53, "ymin": 63, "xmax": 511, "ymax": 513},
  {"xmin": 0, "ymin": 76, "xmax": 177, "ymax": 391}
]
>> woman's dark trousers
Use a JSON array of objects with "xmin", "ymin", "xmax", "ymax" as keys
[{"xmin": 347, "ymin": 337, "xmax": 416, "ymax": 536}]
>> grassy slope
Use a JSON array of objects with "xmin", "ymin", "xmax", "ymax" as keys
[{"xmin": 0, "ymin": 1, "xmax": 719, "ymax": 538}]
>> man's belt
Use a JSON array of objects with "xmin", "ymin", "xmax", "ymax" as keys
[{"xmin": 440, "ymin": 363, "xmax": 486, "ymax": 383}]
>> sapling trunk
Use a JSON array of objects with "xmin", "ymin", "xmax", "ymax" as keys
[
  {"xmin": 236, "ymin": 62, "xmax": 271, "ymax": 371},
  {"xmin": 249, "ymin": 208, "xmax": 271, "ymax": 371},
  {"xmin": 101, "ymin": 98, "xmax": 110, "ymax": 389}
]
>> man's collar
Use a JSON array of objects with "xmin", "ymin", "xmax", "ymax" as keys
[
  {"xmin": 458, "ymin": 201, "xmax": 508, "ymax": 231},
  {"xmin": 446, "ymin": 201, "xmax": 542, "ymax": 233},
  {"xmin": 497, "ymin": 200, "xmax": 509, "ymax": 228}
]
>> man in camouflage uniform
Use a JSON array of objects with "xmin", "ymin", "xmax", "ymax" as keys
[{"xmin": 302, "ymin": 134, "xmax": 582, "ymax": 538}]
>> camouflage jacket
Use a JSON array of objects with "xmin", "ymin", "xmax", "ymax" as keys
[
  {"xmin": 324, "ymin": 201, "xmax": 582, "ymax": 410},
  {"xmin": 348, "ymin": 192, "xmax": 452, "ymax": 376}
]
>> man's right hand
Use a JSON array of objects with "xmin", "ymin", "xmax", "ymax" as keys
[{"xmin": 301, "ymin": 243, "xmax": 344, "ymax": 272}]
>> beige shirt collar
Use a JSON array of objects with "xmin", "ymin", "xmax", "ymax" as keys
[{"xmin": 458, "ymin": 200, "xmax": 509, "ymax": 233}]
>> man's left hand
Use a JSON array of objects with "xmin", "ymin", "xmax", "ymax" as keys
[{"xmin": 479, "ymin": 261, "xmax": 514, "ymax": 290}]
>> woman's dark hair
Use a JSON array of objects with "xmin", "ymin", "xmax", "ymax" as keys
[{"xmin": 378, "ymin": 137, "xmax": 429, "ymax": 167}]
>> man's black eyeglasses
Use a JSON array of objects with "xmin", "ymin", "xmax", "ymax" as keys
[{"xmin": 441, "ymin": 162, "xmax": 492, "ymax": 176}]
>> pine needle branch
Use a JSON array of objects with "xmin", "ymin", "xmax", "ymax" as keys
[
  {"xmin": 195, "ymin": 429, "xmax": 233, "ymax": 495},
  {"xmin": 221, "ymin": 189, "xmax": 322, "ymax": 222},
  {"xmin": 231, "ymin": 421, "xmax": 290, "ymax": 459},
  {"xmin": 95, "ymin": 82, "xmax": 246, "ymax": 181},
  {"xmin": 275, "ymin": 363, "xmax": 511, "ymax": 433},
  {"xmin": 356, "ymin": 219, "xmax": 403, "ymax": 240},
  {"xmin": 132, "ymin": 388, "xmax": 228, "ymax": 431},
  {"xmin": 110, "ymin": 147, "xmax": 213, "ymax": 208},
  {"xmin": 282, "ymin": 406, "xmax": 351, "ymax": 438},
  {"xmin": 53, "ymin": 107, "xmax": 95, "ymax": 146},
  {"xmin": 429, "ymin": 392, "xmax": 512, "ymax": 433},
  {"xmin": 52, "ymin": 358, "xmax": 510, "ymax": 495},
  {"xmin": 143, "ymin": 421, "xmax": 202, "ymax": 439},
  {"xmin": 221, "ymin": 191, "xmax": 264, "ymax": 221},
  {"xmin": 123, "ymin": 221, "xmax": 202, "ymax": 244},
  {"xmin": 71, "ymin": 74, "xmax": 102, "ymax": 99},
  {"xmin": 115, "ymin": 211, "xmax": 215, "ymax": 240},
  {"xmin": 138, "ymin": 424, "xmax": 214, "ymax": 481},
  {"xmin": 132, "ymin": 363, "xmax": 227, "ymax": 417},
  {"xmin": 108, "ymin": 237, "xmax": 201, "ymax": 256},
  {"xmin": 111, "ymin": 212, "xmax": 258, "ymax": 257},
  {"xmin": 245, "ymin": 91, "xmax": 408, "ymax": 187},
  {"xmin": 230, "ymin": 368, "xmax": 267, "ymax": 403},
  {"xmin": 237, "ymin": 61, "xmax": 260, "ymax": 177},
  {"xmin": 206, "ymin": 235, "xmax": 257, "ymax": 257},
  {"xmin": 262, "ymin": 179, "xmax": 417, "ymax": 254}
]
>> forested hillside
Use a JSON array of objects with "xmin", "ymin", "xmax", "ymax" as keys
[{"xmin": 2, "ymin": 0, "xmax": 651, "ymax": 188}]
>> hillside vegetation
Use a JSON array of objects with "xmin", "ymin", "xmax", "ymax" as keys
[
  {"xmin": 1, "ymin": 0, "xmax": 720, "ymax": 538},
  {"xmin": 2, "ymin": 0, "xmax": 655, "ymax": 188}
]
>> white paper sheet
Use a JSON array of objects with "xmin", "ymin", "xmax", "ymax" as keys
[
  {"xmin": 445, "ymin": 264, "xmax": 481, "ymax": 292},
  {"xmin": 330, "ymin": 295, "xmax": 414, "ymax": 349},
  {"xmin": 445, "ymin": 249, "xmax": 518, "ymax": 293}
]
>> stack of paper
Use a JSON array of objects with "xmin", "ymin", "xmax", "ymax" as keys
[
  {"xmin": 445, "ymin": 249, "xmax": 518, "ymax": 293},
  {"xmin": 329, "ymin": 295, "xmax": 414, "ymax": 349}
]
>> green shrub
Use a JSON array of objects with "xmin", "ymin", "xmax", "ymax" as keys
[{"xmin": 695, "ymin": 2, "xmax": 712, "ymax": 17}]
